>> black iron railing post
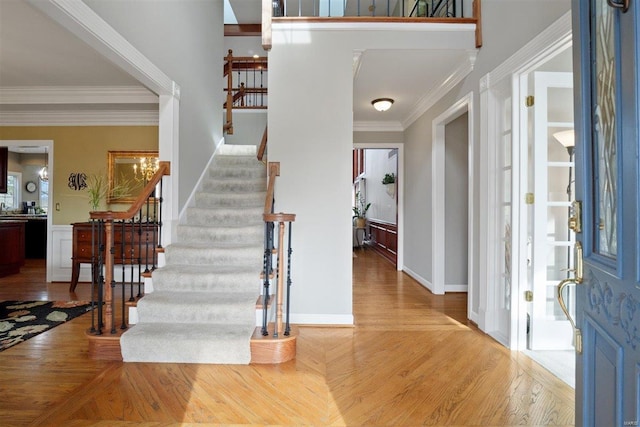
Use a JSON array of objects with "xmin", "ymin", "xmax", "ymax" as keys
[{"xmin": 285, "ymin": 221, "xmax": 293, "ymax": 336}]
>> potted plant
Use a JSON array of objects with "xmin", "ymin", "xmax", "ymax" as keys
[
  {"xmin": 382, "ymin": 173, "xmax": 396, "ymax": 197},
  {"xmin": 86, "ymin": 172, "xmax": 131, "ymax": 212},
  {"xmin": 352, "ymin": 191, "xmax": 370, "ymax": 228}
]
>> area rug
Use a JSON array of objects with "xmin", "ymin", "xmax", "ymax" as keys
[{"xmin": 0, "ymin": 301, "xmax": 93, "ymax": 352}]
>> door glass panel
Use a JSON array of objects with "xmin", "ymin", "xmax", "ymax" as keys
[{"xmin": 592, "ymin": 0, "xmax": 618, "ymax": 257}]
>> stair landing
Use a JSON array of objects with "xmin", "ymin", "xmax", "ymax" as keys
[{"xmin": 87, "ymin": 326, "xmax": 296, "ymax": 364}]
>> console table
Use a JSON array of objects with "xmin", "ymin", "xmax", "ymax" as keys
[{"xmin": 70, "ymin": 221, "xmax": 158, "ymax": 292}]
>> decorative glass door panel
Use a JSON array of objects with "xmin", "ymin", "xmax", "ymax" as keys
[{"xmin": 572, "ymin": 0, "xmax": 639, "ymax": 424}]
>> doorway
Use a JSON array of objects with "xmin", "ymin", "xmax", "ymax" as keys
[
  {"xmin": 519, "ymin": 50, "xmax": 576, "ymax": 388},
  {"xmin": 1, "ymin": 140, "xmax": 53, "ymax": 281},
  {"xmin": 353, "ymin": 143, "xmax": 404, "ymax": 270},
  {"xmin": 431, "ymin": 93, "xmax": 474, "ymax": 311},
  {"xmin": 479, "ymin": 12, "xmax": 575, "ymax": 387}
]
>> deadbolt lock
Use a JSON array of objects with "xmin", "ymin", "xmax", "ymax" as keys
[{"xmin": 568, "ymin": 201, "xmax": 582, "ymax": 233}]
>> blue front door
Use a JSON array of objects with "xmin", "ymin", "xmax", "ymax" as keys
[{"xmin": 572, "ymin": 0, "xmax": 640, "ymax": 425}]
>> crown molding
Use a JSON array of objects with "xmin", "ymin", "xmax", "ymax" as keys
[
  {"xmin": 402, "ymin": 50, "xmax": 476, "ymax": 129},
  {"xmin": 0, "ymin": 110, "xmax": 158, "ymax": 126},
  {"xmin": 353, "ymin": 121, "xmax": 404, "ymax": 132},
  {"xmin": 486, "ymin": 12, "xmax": 571, "ymax": 86},
  {"xmin": 0, "ymin": 86, "xmax": 158, "ymax": 105},
  {"xmin": 27, "ymin": 0, "xmax": 180, "ymax": 98}
]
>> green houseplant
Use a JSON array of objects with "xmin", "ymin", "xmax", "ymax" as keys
[
  {"xmin": 382, "ymin": 173, "xmax": 396, "ymax": 198},
  {"xmin": 352, "ymin": 191, "xmax": 370, "ymax": 228},
  {"xmin": 86, "ymin": 172, "xmax": 131, "ymax": 212}
]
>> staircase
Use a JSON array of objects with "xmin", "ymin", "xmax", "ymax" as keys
[{"xmin": 120, "ymin": 144, "xmax": 268, "ymax": 364}]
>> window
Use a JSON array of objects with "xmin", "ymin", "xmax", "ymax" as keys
[
  {"xmin": 39, "ymin": 178, "xmax": 48, "ymax": 213},
  {"xmin": 0, "ymin": 172, "xmax": 21, "ymax": 211}
]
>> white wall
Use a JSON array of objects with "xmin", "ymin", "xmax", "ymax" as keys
[
  {"xmin": 85, "ymin": 0, "xmax": 225, "ymax": 210},
  {"xmin": 269, "ymin": 23, "xmax": 475, "ymax": 323},
  {"xmin": 403, "ymin": 0, "xmax": 571, "ymax": 325}
]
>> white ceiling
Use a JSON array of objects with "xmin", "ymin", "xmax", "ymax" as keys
[{"xmin": 0, "ymin": 0, "xmax": 474, "ymax": 129}]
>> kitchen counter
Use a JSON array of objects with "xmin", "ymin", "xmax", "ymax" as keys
[{"xmin": 0, "ymin": 214, "xmax": 47, "ymax": 220}]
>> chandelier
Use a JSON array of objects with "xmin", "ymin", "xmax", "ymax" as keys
[
  {"xmin": 39, "ymin": 150, "xmax": 48, "ymax": 181},
  {"xmin": 133, "ymin": 157, "xmax": 159, "ymax": 182}
]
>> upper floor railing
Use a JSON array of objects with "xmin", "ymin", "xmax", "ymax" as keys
[
  {"xmin": 224, "ymin": 49, "xmax": 268, "ymax": 135},
  {"xmin": 263, "ymin": 0, "xmax": 482, "ymax": 49},
  {"xmin": 273, "ymin": 0, "xmax": 467, "ymax": 18}
]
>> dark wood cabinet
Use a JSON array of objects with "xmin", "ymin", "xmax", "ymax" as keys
[
  {"xmin": 70, "ymin": 222, "xmax": 158, "ymax": 292},
  {"xmin": 0, "ymin": 146, "xmax": 7, "ymax": 194},
  {"xmin": 0, "ymin": 221, "xmax": 25, "ymax": 277},
  {"xmin": 368, "ymin": 219, "xmax": 397, "ymax": 265},
  {"xmin": 25, "ymin": 218, "xmax": 47, "ymax": 259}
]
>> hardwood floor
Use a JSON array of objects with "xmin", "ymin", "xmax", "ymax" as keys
[{"xmin": 0, "ymin": 253, "xmax": 574, "ymax": 426}]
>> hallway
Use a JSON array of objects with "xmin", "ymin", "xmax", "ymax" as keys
[{"xmin": 0, "ymin": 252, "xmax": 574, "ymax": 425}]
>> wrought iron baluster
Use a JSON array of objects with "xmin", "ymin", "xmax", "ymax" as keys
[
  {"xmin": 261, "ymin": 221, "xmax": 274, "ymax": 336},
  {"xmin": 285, "ymin": 221, "xmax": 293, "ymax": 336},
  {"xmin": 119, "ymin": 220, "xmax": 127, "ymax": 329},
  {"xmin": 157, "ymin": 179, "xmax": 164, "ymax": 249}
]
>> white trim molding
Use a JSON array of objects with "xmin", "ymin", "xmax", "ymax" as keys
[
  {"xmin": 0, "ymin": 110, "xmax": 158, "ymax": 126},
  {"xmin": 403, "ymin": 266, "xmax": 434, "ymax": 293},
  {"xmin": 0, "ymin": 86, "xmax": 158, "ymax": 105},
  {"xmin": 403, "ymin": 50, "xmax": 476, "ymax": 129},
  {"xmin": 26, "ymin": 0, "xmax": 179, "ymax": 98},
  {"xmin": 289, "ymin": 313, "xmax": 354, "ymax": 326},
  {"xmin": 353, "ymin": 121, "xmax": 404, "ymax": 132}
]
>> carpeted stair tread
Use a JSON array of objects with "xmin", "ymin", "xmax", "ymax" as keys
[
  {"xmin": 195, "ymin": 191, "xmax": 264, "ymax": 208},
  {"xmin": 151, "ymin": 265, "xmax": 259, "ymax": 293},
  {"xmin": 121, "ymin": 323, "xmax": 254, "ymax": 364},
  {"xmin": 164, "ymin": 243, "xmax": 263, "ymax": 266},
  {"xmin": 184, "ymin": 206, "xmax": 263, "ymax": 227},
  {"xmin": 202, "ymin": 178, "xmax": 266, "ymax": 193},
  {"xmin": 177, "ymin": 223, "xmax": 263, "ymax": 244},
  {"xmin": 218, "ymin": 144, "xmax": 256, "ymax": 156},
  {"xmin": 209, "ymin": 165, "xmax": 265, "ymax": 180},
  {"xmin": 137, "ymin": 291, "xmax": 257, "ymax": 324}
]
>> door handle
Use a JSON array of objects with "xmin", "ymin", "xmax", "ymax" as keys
[
  {"xmin": 556, "ymin": 241, "xmax": 583, "ymax": 353},
  {"xmin": 607, "ymin": 0, "xmax": 630, "ymax": 13}
]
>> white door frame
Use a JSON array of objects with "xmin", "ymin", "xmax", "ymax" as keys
[
  {"xmin": 479, "ymin": 12, "xmax": 572, "ymax": 348},
  {"xmin": 431, "ymin": 92, "xmax": 474, "ymax": 310},
  {"xmin": 353, "ymin": 142, "xmax": 404, "ymax": 270}
]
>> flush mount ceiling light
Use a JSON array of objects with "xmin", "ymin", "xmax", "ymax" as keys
[{"xmin": 371, "ymin": 98, "xmax": 394, "ymax": 112}]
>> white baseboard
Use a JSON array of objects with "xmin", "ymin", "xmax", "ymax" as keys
[
  {"xmin": 445, "ymin": 284, "xmax": 468, "ymax": 292},
  {"xmin": 289, "ymin": 313, "xmax": 354, "ymax": 326},
  {"xmin": 402, "ymin": 266, "xmax": 434, "ymax": 293}
]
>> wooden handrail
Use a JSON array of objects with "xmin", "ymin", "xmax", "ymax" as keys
[
  {"xmin": 90, "ymin": 161, "xmax": 171, "ymax": 222},
  {"xmin": 474, "ymin": 0, "xmax": 482, "ymax": 48},
  {"xmin": 264, "ymin": 161, "xmax": 279, "ymax": 215},
  {"xmin": 257, "ymin": 126, "xmax": 268, "ymax": 162}
]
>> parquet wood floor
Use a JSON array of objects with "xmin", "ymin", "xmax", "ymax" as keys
[{"xmin": 0, "ymin": 253, "xmax": 574, "ymax": 426}]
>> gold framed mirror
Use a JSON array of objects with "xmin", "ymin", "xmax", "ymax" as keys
[{"xmin": 107, "ymin": 150, "xmax": 158, "ymax": 204}]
